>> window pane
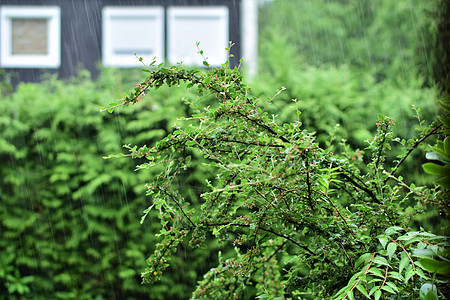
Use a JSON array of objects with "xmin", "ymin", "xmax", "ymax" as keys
[
  {"xmin": 109, "ymin": 16, "xmax": 156, "ymax": 56},
  {"xmin": 168, "ymin": 7, "xmax": 228, "ymax": 66},
  {"xmin": 11, "ymin": 18, "xmax": 48, "ymax": 55},
  {"xmin": 102, "ymin": 7, "xmax": 164, "ymax": 67}
]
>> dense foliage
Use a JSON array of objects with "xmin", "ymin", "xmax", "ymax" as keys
[
  {"xmin": 255, "ymin": 0, "xmax": 440, "ymax": 190},
  {"xmin": 0, "ymin": 0, "xmax": 447, "ymax": 298},
  {"xmin": 102, "ymin": 47, "xmax": 448, "ymax": 299},
  {"xmin": 259, "ymin": 0, "xmax": 439, "ymax": 84},
  {"xmin": 0, "ymin": 70, "xmax": 216, "ymax": 299}
]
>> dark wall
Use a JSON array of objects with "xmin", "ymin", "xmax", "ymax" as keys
[{"xmin": 0, "ymin": 0, "xmax": 241, "ymax": 84}]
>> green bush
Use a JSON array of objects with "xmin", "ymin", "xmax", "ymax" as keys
[
  {"xmin": 0, "ymin": 69, "xmax": 216, "ymax": 299},
  {"xmin": 103, "ymin": 52, "xmax": 448, "ymax": 299}
]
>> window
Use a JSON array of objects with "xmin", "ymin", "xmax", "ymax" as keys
[
  {"xmin": 0, "ymin": 6, "xmax": 60, "ymax": 68},
  {"xmin": 102, "ymin": 6, "xmax": 164, "ymax": 67},
  {"xmin": 167, "ymin": 6, "xmax": 229, "ymax": 66}
]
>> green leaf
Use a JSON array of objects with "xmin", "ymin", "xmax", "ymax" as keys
[
  {"xmin": 378, "ymin": 237, "xmax": 388, "ymax": 249},
  {"xmin": 368, "ymin": 267, "xmax": 384, "ymax": 278},
  {"xmin": 368, "ymin": 286, "xmax": 378, "ymax": 296},
  {"xmin": 355, "ymin": 253, "xmax": 372, "ymax": 270},
  {"xmin": 387, "ymin": 242, "xmax": 397, "ymax": 261},
  {"xmin": 444, "ymin": 136, "xmax": 450, "ymax": 153},
  {"xmin": 425, "ymin": 151, "xmax": 449, "ymax": 163},
  {"xmin": 384, "ymin": 226, "xmax": 404, "ymax": 235},
  {"xmin": 388, "ymin": 271, "xmax": 404, "ymax": 281},
  {"xmin": 373, "ymin": 256, "xmax": 390, "ymax": 267},
  {"xmin": 415, "ymin": 267, "xmax": 428, "ymax": 279},
  {"xmin": 422, "ymin": 162, "xmax": 448, "ymax": 175},
  {"xmin": 399, "ymin": 252, "xmax": 410, "ymax": 274},
  {"xmin": 256, "ymin": 294, "xmax": 269, "ymax": 299},
  {"xmin": 367, "ymin": 278, "xmax": 382, "ymax": 285},
  {"xmin": 402, "ymin": 236, "xmax": 424, "ymax": 246},
  {"xmin": 412, "ymin": 248, "xmax": 435, "ymax": 259},
  {"xmin": 347, "ymin": 290, "xmax": 354, "ymax": 300},
  {"xmin": 381, "ymin": 285, "xmax": 396, "ymax": 294},
  {"xmin": 348, "ymin": 271, "xmax": 363, "ymax": 285},
  {"xmin": 405, "ymin": 268, "xmax": 415, "ymax": 283},
  {"xmin": 356, "ymin": 283, "xmax": 370, "ymax": 298},
  {"xmin": 417, "ymin": 258, "xmax": 450, "ymax": 274},
  {"xmin": 419, "ymin": 283, "xmax": 437, "ymax": 300},
  {"xmin": 385, "ymin": 281, "xmax": 399, "ymax": 293},
  {"xmin": 374, "ymin": 289, "xmax": 382, "ymax": 300},
  {"xmin": 186, "ymin": 140, "xmax": 196, "ymax": 146}
]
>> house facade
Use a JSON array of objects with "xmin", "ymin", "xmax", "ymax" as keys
[{"xmin": 0, "ymin": 0, "xmax": 257, "ymax": 84}]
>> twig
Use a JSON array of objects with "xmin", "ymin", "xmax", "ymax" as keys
[
  {"xmin": 163, "ymin": 190, "xmax": 196, "ymax": 227},
  {"xmin": 339, "ymin": 172, "xmax": 381, "ymax": 204},
  {"xmin": 383, "ymin": 123, "xmax": 443, "ymax": 185},
  {"xmin": 380, "ymin": 265, "xmax": 389, "ymax": 289},
  {"xmin": 313, "ymin": 189, "xmax": 356, "ymax": 238}
]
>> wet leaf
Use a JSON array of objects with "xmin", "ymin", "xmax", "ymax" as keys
[{"xmin": 387, "ymin": 242, "xmax": 397, "ymax": 261}]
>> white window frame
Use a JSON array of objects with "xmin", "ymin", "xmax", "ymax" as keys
[
  {"xmin": 102, "ymin": 6, "xmax": 164, "ymax": 67},
  {"xmin": 0, "ymin": 6, "xmax": 61, "ymax": 68},
  {"xmin": 167, "ymin": 6, "xmax": 229, "ymax": 66}
]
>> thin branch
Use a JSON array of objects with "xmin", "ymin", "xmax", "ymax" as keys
[
  {"xmin": 233, "ymin": 111, "xmax": 290, "ymax": 143},
  {"xmin": 201, "ymin": 222, "xmax": 328, "ymax": 261},
  {"xmin": 385, "ymin": 236, "xmax": 416, "ymax": 273},
  {"xmin": 380, "ymin": 265, "xmax": 389, "ymax": 289},
  {"xmin": 313, "ymin": 189, "xmax": 356, "ymax": 238},
  {"xmin": 306, "ymin": 160, "xmax": 314, "ymax": 210},
  {"xmin": 339, "ymin": 172, "xmax": 381, "ymax": 204},
  {"xmin": 374, "ymin": 131, "xmax": 387, "ymax": 170},
  {"xmin": 383, "ymin": 123, "xmax": 443, "ymax": 185},
  {"xmin": 163, "ymin": 190, "xmax": 196, "ymax": 227}
]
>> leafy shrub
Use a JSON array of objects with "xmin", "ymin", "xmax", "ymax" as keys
[{"xmin": 103, "ymin": 50, "xmax": 448, "ymax": 299}]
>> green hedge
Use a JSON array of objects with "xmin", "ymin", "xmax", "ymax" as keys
[{"xmin": 0, "ymin": 69, "xmax": 216, "ymax": 299}]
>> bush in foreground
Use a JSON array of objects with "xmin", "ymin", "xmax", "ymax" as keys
[{"xmin": 103, "ymin": 49, "xmax": 449, "ymax": 299}]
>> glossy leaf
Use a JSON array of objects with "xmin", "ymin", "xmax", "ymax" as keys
[
  {"xmin": 354, "ymin": 253, "xmax": 372, "ymax": 270},
  {"xmin": 378, "ymin": 237, "xmax": 388, "ymax": 249},
  {"xmin": 417, "ymin": 258, "xmax": 450, "ymax": 274},
  {"xmin": 356, "ymin": 283, "xmax": 370, "ymax": 298},
  {"xmin": 419, "ymin": 283, "xmax": 438, "ymax": 300},
  {"xmin": 374, "ymin": 289, "xmax": 382, "ymax": 300},
  {"xmin": 399, "ymin": 251, "xmax": 410, "ymax": 274},
  {"xmin": 387, "ymin": 242, "xmax": 397, "ymax": 261}
]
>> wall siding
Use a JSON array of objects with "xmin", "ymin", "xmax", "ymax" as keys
[{"xmin": 0, "ymin": 0, "xmax": 241, "ymax": 84}]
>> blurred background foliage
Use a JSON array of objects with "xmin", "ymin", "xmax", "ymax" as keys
[
  {"xmin": 0, "ymin": 0, "xmax": 447, "ymax": 298},
  {"xmin": 0, "ymin": 69, "xmax": 218, "ymax": 299},
  {"xmin": 255, "ymin": 0, "xmax": 443, "ymax": 185}
]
